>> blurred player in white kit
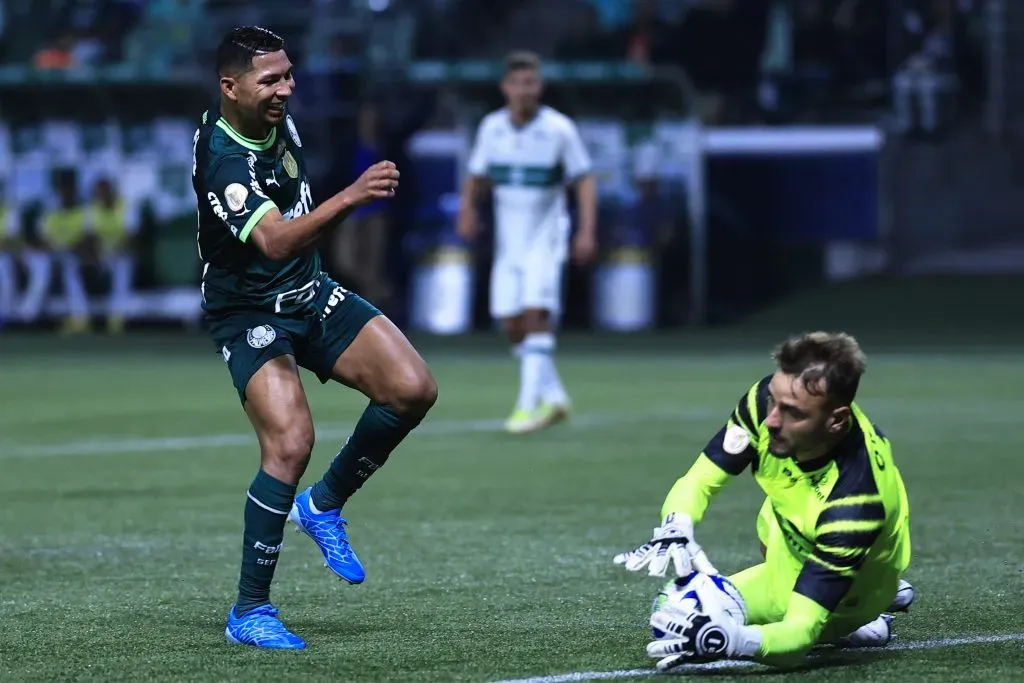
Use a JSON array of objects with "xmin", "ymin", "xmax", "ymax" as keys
[{"xmin": 457, "ymin": 50, "xmax": 599, "ymax": 434}]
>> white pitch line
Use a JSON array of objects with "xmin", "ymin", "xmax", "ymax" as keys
[
  {"xmin": 491, "ymin": 632, "xmax": 1024, "ymax": 683},
  {"xmin": 0, "ymin": 409, "xmax": 710, "ymax": 460}
]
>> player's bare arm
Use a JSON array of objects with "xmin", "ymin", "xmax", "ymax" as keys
[
  {"xmin": 456, "ymin": 173, "xmax": 488, "ymax": 242},
  {"xmin": 571, "ymin": 173, "xmax": 598, "ymax": 263},
  {"xmin": 249, "ymin": 161, "xmax": 399, "ymax": 261}
]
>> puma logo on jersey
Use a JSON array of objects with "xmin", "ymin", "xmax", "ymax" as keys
[{"xmin": 266, "ymin": 169, "xmax": 280, "ymax": 187}]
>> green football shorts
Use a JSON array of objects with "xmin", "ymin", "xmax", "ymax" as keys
[{"xmin": 206, "ymin": 276, "xmax": 381, "ymax": 404}]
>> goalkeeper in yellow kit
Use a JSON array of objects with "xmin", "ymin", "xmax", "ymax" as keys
[{"xmin": 614, "ymin": 332, "xmax": 914, "ymax": 670}]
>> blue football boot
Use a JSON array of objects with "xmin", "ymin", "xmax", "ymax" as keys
[
  {"xmin": 289, "ymin": 486, "xmax": 366, "ymax": 584},
  {"xmin": 225, "ymin": 604, "xmax": 306, "ymax": 650}
]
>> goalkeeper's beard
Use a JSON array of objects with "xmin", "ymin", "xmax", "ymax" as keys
[{"xmin": 767, "ymin": 431, "xmax": 791, "ymax": 457}]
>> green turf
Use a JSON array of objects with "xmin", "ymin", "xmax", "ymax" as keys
[{"xmin": 1, "ymin": 332, "xmax": 1022, "ymax": 682}]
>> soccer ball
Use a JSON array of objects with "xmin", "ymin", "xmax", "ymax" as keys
[{"xmin": 650, "ymin": 571, "xmax": 747, "ymax": 639}]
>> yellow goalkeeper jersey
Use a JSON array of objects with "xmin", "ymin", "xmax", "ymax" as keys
[{"xmin": 662, "ymin": 375, "xmax": 912, "ymax": 615}]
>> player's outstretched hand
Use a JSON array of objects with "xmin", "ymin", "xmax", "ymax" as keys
[
  {"xmin": 613, "ymin": 513, "xmax": 718, "ymax": 578},
  {"xmin": 345, "ymin": 161, "xmax": 399, "ymax": 207}
]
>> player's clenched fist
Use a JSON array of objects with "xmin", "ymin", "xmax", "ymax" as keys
[{"xmin": 345, "ymin": 160, "xmax": 400, "ymax": 206}]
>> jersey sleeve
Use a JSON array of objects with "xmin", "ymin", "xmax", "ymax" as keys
[
  {"xmin": 793, "ymin": 449, "xmax": 886, "ymax": 613},
  {"xmin": 745, "ymin": 592, "xmax": 831, "ymax": 664},
  {"xmin": 706, "ymin": 375, "xmax": 770, "ymax": 475},
  {"xmin": 204, "ymin": 153, "xmax": 277, "ymax": 243},
  {"xmin": 466, "ymin": 119, "xmax": 490, "ymax": 177},
  {"xmin": 560, "ymin": 118, "xmax": 592, "ymax": 181},
  {"xmin": 660, "ymin": 377, "xmax": 770, "ymax": 522}
]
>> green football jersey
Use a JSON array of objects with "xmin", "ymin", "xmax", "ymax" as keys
[
  {"xmin": 669, "ymin": 376, "xmax": 912, "ymax": 614},
  {"xmin": 192, "ymin": 103, "xmax": 320, "ymax": 317}
]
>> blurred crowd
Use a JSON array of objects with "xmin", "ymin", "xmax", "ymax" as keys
[
  {"xmin": 1, "ymin": 171, "xmax": 135, "ymax": 333},
  {"xmin": 0, "ymin": 1, "xmax": 986, "ymax": 129},
  {"xmin": 527, "ymin": 0, "xmax": 981, "ymax": 130},
  {"xmin": 0, "ymin": 0, "xmax": 992, "ymax": 332}
]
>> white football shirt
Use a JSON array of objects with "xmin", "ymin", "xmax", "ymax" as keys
[{"xmin": 467, "ymin": 106, "xmax": 592, "ymax": 263}]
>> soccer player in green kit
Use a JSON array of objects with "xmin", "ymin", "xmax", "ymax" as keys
[
  {"xmin": 615, "ymin": 332, "xmax": 914, "ymax": 669},
  {"xmin": 192, "ymin": 26, "xmax": 437, "ymax": 649}
]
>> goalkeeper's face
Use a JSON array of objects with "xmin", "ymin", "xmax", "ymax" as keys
[{"xmin": 764, "ymin": 372, "xmax": 850, "ymax": 459}]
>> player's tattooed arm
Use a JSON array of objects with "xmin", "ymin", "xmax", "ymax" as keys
[{"xmin": 249, "ymin": 161, "xmax": 399, "ymax": 261}]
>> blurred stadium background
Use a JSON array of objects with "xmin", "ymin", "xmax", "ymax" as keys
[
  {"xmin": 0, "ymin": 0, "xmax": 1018, "ymax": 337},
  {"xmin": 3, "ymin": 2, "xmax": 1024, "ymax": 682}
]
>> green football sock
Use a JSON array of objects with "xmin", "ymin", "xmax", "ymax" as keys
[
  {"xmin": 310, "ymin": 402, "xmax": 421, "ymax": 512},
  {"xmin": 236, "ymin": 469, "xmax": 296, "ymax": 615}
]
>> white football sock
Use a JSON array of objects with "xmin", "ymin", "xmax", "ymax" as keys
[
  {"xmin": 515, "ymin": 333, "xmax": 551, "ymax": 413},
  {"xmin": 539, "ymin": 337, "xmax": 568, "ymax": 406}
]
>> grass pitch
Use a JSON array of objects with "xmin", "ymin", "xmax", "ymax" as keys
[{"xmin": 1, "ymin": 328, "xmax": 1023, "ymax": 682}]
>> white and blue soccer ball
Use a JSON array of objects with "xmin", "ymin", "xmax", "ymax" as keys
[{"xmin": 650, "ymin": 571, "xmax": 747, "ymax": 639}]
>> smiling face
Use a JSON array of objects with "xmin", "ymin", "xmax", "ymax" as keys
[
  {"xmin": 220, "ymin": 49, "xmax": 294, "ymax": 129},
  {"xmin": 764, "ymin": 369, "xmax": 852, "ymax": 460}
]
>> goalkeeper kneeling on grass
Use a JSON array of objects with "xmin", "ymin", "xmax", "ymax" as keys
[{"xmin": 615, "ymin": 332, "xmax": 915, "ymax": 670}]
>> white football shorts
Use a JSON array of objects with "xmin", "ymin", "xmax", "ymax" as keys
[{"xmin": 489, "ymin": 251, "xmax": 565, "ymax": 320}]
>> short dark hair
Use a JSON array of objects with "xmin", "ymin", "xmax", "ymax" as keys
[
  {"xmin": 772, "ymin": 331, "xmax": 866, "ymax": 406},
  {"xmin": 504, "ymin": 50, "xmax": 542, "ymax": 75},
  {"xmin": 216, "ymin": 26, "xmax": 285, "ymax": 76}
]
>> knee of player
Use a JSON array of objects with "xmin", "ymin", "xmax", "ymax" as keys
[
  {"xmin": 521, "ymin": 310, "xmax": 550, "ymax": 333},
  {"xmin": 264, "ymin": 426, "xmax": 316, "ymax": 470},
  {"xmin": 502, "ymin": 319, "xmax": 525, "ymax": 344},
  {"xmin": 387, "ymin": 364, "xmax": 438, "ymax": 416},
  {"xmin": 505, "ymin": 328, "xmax": 526, "ymax": 345}
]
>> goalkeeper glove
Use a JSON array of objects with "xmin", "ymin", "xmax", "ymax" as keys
[
  {"xmin": 613, "ymin": 513, "xmax": 718, "ymax": 577},
  {"xmin": 646, "ymin": 582, "xmax": 762, "ymax": 671}
]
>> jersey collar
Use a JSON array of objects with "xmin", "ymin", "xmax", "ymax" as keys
[
  {"xmin": 794, "ymin": 419, "xmax": 861, "ymax": 473},
  {"xmin": 506, "ymin": 106, "xmax": 544, "ymax": 132},
  {"xmin": 216, "ymin": 117, "xmax": 278, "ymax": 152}
]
